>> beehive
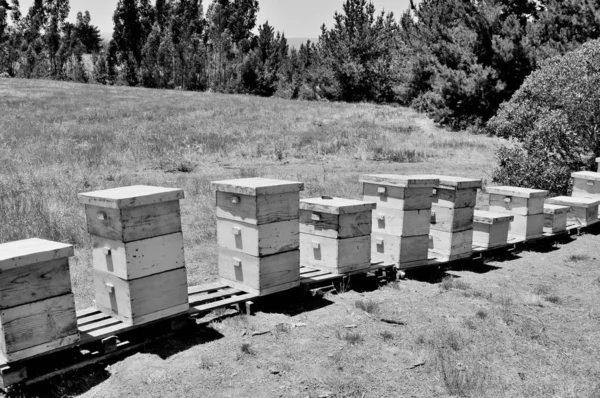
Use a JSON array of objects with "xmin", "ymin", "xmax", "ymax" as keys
[
  {"xmin": 79, "ymin": 185, "xmax": 189, "ymax": 326},
  {"xmin": 360, "ymin": 174, "xmax": 438, "ymax": 269},
  {"xmin": 0, "ymin": 239, "xmax": 79, "ymax": 362},
  {"xmin": 212, "ymin": 178, "xmax": 304, "ymax": 296},
  {"xmin": 472, "ymin": 211, "xmax": 514, "ymax": 249},
  {"xmin": 426, "ymin": 176, "xmax": 481, "ymax": 261},
  {"xmin": 299, "ymin": 197, "xmax": 376, "ymax": 274},
  {"xmin": 545, "ymin": 196, "xmax": 600, "ymax": 227},
  {"xmin": 486, "ymin": 186, "xmax": 549, "ymax": 240},
  {"xmin": 543, "ymin": 204, "xmax": 569, "ymax": 234},
  {"xmin": 571, "ymin": 171, "xmax": 600, "ymax": 214}
]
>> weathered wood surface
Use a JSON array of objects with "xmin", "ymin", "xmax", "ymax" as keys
[
  {"xmin": 0, "ymin": 258, "xmax": 72, "ymax": 310},
  {"xmin": 300, "ymin": 210, "xmax": 372, "ymax": 239},
  {"xmin": 91, "ymin": 232, "xmax": 185, "ymax": 280},
  {"xmin": 372, "ymin": 208, "xmax": 431, "ymax": 237},
  {"xmin": 546, "ymin": 196, "xmax": 600, "ymax": 226},
  {"xmin": 543, "ymin": 204, "xmax": 570, "ymax": 215},
  {"xmin": 211, "ymin": 178, "xmax": 304, "ymax": 196},
  {"xmin": 93, "ymin": 268, "xmax": 189, "ymax": 326},
  {"xmin": 429, "ymin": 229, "xmax": 473, "ymax": 258},
  {"xmin": 489, "ymin": 194, "xmax": 544, "ymax": 216},
  {"xmin": 0, "ymin": 294, "xmax": 79, "ymax": 362},
  {"xmin": 216, "ymin": 191, "xmax": 299, "ymax": 225},
  {"xmin": 363, "ymin": 184, "xmax": 433, "ymax": 211},
  {"xmin": 473, "ymin": 220, "xmax": 511, "ymax": 249},
  {"xmin": 433, "ymin": 188, "xmax": 478, "ymax": 209},
  {"xmin": 217, "ymin": 219, "xmax": 299, "ymax": 257},
  {"xmin": 299, "ymin": 234, "xmax": 370, "ymax": 272},
  {"xmin": 420, "ymin": 175, "xmax": 482, "ymax": 190},
  {"xmin": 508, "ymin": 214, "xmax": 545, "ymax": 240},
  {"xmin": 371, "ymin": 232, "xmax": 430, "ymax": 266},
  {"xmin": 299, "ymin": 197, "xmax": 376, "ymax": 215},
  {"xmin": 0, "ymin": 239, "xmax": 73, "ymax": 272},
  {"xmin": 85, "ymin": 201, "xmax": 182, "ymax": 243},
  {"xmin": 473, "ymin": 210, "xmax": 514, "ymax": 225},
  {"xmin": 430, "ymin": 205, "xmax": 474, "ymax": 233},
  {"xmin": 359, "ymin": 174, "xmax": 439, "ymax": 188},
  {"xmin": 544, "ymin": 212, "xmax": 567, "ymax": 234},
  {"xmin": 486, "ymin": 186, "xmax": 549, "ymax": 199},
  {"xmin": 78, "ymin": 185, "xmax": 184, "ymax": 209},
  {"xmin": 219, "ymin": 248, "xmax": 300, "ymax": 295}
]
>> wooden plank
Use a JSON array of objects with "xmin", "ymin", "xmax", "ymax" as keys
[
  {"xmin": 429, "ymin": 229, "xmax": 473, "ymax": 258},
  {"xmin": 188, "ymin": 282, "xmax": 229, "ymax": 295},
  {"xmin": 0, "ymin": 258, "xmax": 72, "ymax": 310},
  {"xmin": 359, "ymin": 174, "xmax": 439, "ymax": 188},
  {"xmin": 191, "ymin": 293, "xmax": 258, "ymax": 313},
  {"xmin": 363, "ymin": 184, "xmax": 433, "ymax": 211},
  {"xmin": 188, "ymin": 288, "xmax": 244, "ymax": 306},
  {"xmin": 430, "ymin": 205, "xmax": 474, "ymax": 233},
  {"xmin": 91, "ymin": 233, "xmax": 185, "ymax": 280},
  {"xmin": 371, "ymin": 233, "xmax": 430, "ymax": 266},
  {"xmin": 78, "ymin": 186, "xmax": 185, "ymax": 209},
  {"xmin": 433, "ymin": 188, "xmax": 478, "ymax": 209},
  {"xmin": 489, "ymin": 194, "xmax": 544, "ymax": 216},
  {"xmin": 299, "ymin": 197, "xmax": 376, "ymax": 215},
  {"xmin": 77, "ymin": 312, "xmax": 111, "ymax": 327},
  {"xmin": 300, "ymin": 210, "xmax": 372, "ymax": 239},
  {"xmin": 217, "ymin": 218, "xmax": 299, "ymax": 257},
  {"xmin": 372, "ymin": 208, "xmax": 431, "ymax": 237},
  {"xmin": 216, "ymin": 191, "xmax": 299, "ymax": 225},
  {"xmin": 0, "ymin": 239, "xmax": 73, "ymax": 272},
  {"xmin": 219, "ymin": 279, "xmax": 298, "ymax": 297},
  {"xmin": 300, "ymin": 234, "xmax": 370, "ymax": 271},
  {"xmin": 211, "ymin": 178, "xmax": 304, "ymax": 196},
  {"xmin": 76, "ymin": 307, "xmax": 101, "ymax": 318},
  {"xmin": 0, "ymin": 364, "xmax": 27, "ymax": 390},
  {"xmin": 473, "ymin": 221, "xmax": 510, "ymax": 249},
  {"xmin": 486, "ymin": 186, "xmax": 549, "ymax": 199},
  {"xmin": 508, "ymin": 214, "xmax": 545, "ymax": 240}
]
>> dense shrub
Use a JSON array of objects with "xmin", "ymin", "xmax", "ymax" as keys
[{"xmin": 488, "ymin": 40, "xmax": 600, "ymax": 195}]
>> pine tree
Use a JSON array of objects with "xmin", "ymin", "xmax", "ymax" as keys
[
  {"xmin": 74, "ymin": 11, "xmax": 102, "ymax": 53},
  {"xmin": 112, "ymin": 0, "xmax": 143, "ymax": 64}
]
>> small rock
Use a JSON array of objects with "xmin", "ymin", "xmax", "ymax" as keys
[
  {"xmin": 344, "ymin": 324, "xmax": 357, "ymax": 329},
  {"xmin": 294, "ymin": 322, "xmax": 307, "ymax": 328},
  {"xmin": 269, "ymin": 368, "xmax": 280, "ymax": 375}
]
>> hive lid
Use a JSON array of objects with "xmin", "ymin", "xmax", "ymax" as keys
[
  {"xmin": 546, "ymin": 196, "xmax": 600, "ymax": 208},
  {"xmin": 486, "ymin": 186, "xmax": 549, "ymax": 198},
  {"xmin": 420, "ymin": 175, "xmax": 482, "ymax": 190},
  {"xmin": 0, "ymin": 238, "xmax": 74, "ymax": 271},
  {"xmin": 300, "ymin": 197, "xmax": 377, "ymax": 215},
  {"xmin": 359, "ymin": 174, "xmax": 439, "ymax": 188},
  {"xmin": 473, "ymin": 210, "xmax": 514, "ymax": 225},
  {"xmin": 78, "ymin": 185, "xmax": 185, "ymax": 209},
  {"xmin": 543, "ymin": 204, "xmax": 570, "ymax": 215},
  {"xmin": 211, "ymin": 178, "xmax": 304, "ymax": 196},
  {"xmin": 572, "ymin": 171, "xmax": 600, "ymax": 182}
]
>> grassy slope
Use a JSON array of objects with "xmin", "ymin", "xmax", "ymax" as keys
[{"xmin": 3, "ymin": 79, "xmax": 599, "ymax": 398}]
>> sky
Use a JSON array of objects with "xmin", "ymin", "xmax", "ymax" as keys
[{"xmin": 16, "ymin": 0, "xmax": 412, "ymax": 38}]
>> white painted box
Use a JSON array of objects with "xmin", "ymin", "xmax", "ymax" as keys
[
  {"xmin": 429, "ymin": 229, "xmax": 473, "ymax": 261},
  {"xmin": 487, "ymin": 186, "xmax": 549, "ymax": 216},
  {"xmin": 571, "ymin": 171, "xmax": 600, "ymax": 198},
  {"xmin": 360, "ymin": 174, "xmax": 438, "ymax": 211},
  {"xmin": 371, "ymin": 232, "xmax": 430, "ymax": 269},
  {"xmin": 545, "ymin": 196, "xmax": 600, "ymax": 227},
  {"xmin": 473, "ymin": 211, "xmax": 514, "ymax": 249},
  {"xmin": 543, "ymin": 204, "xmax": 569, "ymax": 234}
]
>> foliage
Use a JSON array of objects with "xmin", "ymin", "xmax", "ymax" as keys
[{"xmin": 489, "ymin": 40, "xmax": 600, "ymax": 195}]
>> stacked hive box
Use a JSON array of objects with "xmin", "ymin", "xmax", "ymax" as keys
[
  {"xmin": 545, "ymin": 196, "xmax": 600, "ymax": 227},
  {"xmin": 486, "ymin": 186, "xmax": 549, "ymax": 240},
  {"xmin": 571, "ymin": 171, "xmax": 600, "ymax": 200},
  {"xmin": 543, "ymin": 204, "xmax": 570, "ymax": 234},
  {"xmin": 427, "ymin": 176, "xmax": 482, "ymax": 261},
  {"xmin": 212, "ymin": 178, "xmax": 304, "ymax": 296},
  {"xmin": 78, "ymin": 186, "xmax": 189, "ymax": 326},
  {"xmin": 299, "ymin": 197, "xmax": 376, "ymax": 274},
  {"xmin": 472, "ymin": 211, "xmax": 514, "ymax": 249},
  {"xmin": 0, "ymin": 239, "xmax": 79, "ymax": 362},
  {"xmin": 360, "ymin": 174, "xmax": 438, "ymax": 269}
]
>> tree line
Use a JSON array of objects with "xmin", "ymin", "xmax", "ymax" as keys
[{"xmin": 2, "ymin": 0, "xmax": 600, "ymax": 130}]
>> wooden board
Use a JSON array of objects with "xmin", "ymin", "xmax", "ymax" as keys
[
  {"xmin": 544, "ymin": 212, "xmax": 567, "ymax": 234},
  {"xmin": 217, "ymin": 219, "xmax": 299, "ymax": 257},
  {"xmin": 0, "ymin": 239, "xmax": 73, "ymax": 272},
  {"xmin": 430, "ymin": 205, "xmax": 474, "ymax": 233},
  {"xmin": 473, "ymin": 210, "xmax": 514, "ymax": 224},
  {"xmin": 371, "ymin": 232, "xmax": 430, "ymax": 266},
  {"xmin": 78, "ymin": 186, "xmax": 185, "ymax": 210},
  {"xmin": 508, "ymin": 214, "xmax": 545, "ymax": 240},
  {"xmin": 218, "ymin": 248, "xmax": 300, "ymax": 295},
  {"xmin": 359, "ymin": 174, "xmax": 439, "ymax": 188},
  {"xmin": 362, "ymin": 184, "xmax": 433, "ymax": 211},
  {"xmin": 85, "ymin": 201, "xmax": 182, "ymax": 243},
  {"xmin": 0, "ymin": 294, "xmax": 79, "ymax": 361},
  {"xmin": 219, "ymin": 279, "xmax": 299, "ymax": 297},
  {"xmin": 472, "ymin": 221, "xmax": 510, "ymax": 249},
  {"xmin": 546, "ymin": 196, "xmax": 600, "ymax": 226},
  {"xmin": 432, "ymin": 188, "xmax": 477, "ymax": 209},
  {"xmin": 91, "ymin": 233, "xmax": 185, "ymax": 280},
  {"xmin": 372, "ymin": 208, "xmax": 431, "ymax": 237},
  {"xmin": 216, "ymin": 191, "xmax": 299, "ymax": 226},
  {"xmin": 489, "ymin": 194, "xmax": 544, "ymax": 216},
  {"xmin": 93, "ymin": 268, "xmax": 189, "ymax": 326},
  {"xmin": 429, "ymin": 229, "xmax": 473, "ymax": 258},
  {"xmin": 486, "ymin": 186, "xmax": 549, "ymax": 199},
  {"xmin": 299, "ymin": 234, "xmax": 370, "ymax": 272},
  {"xmin": 299, "ymin": 197, "xmax": 376, "ymax": 215},
  {"xmin": 300, "ymin": 210, "xmax": 372, "ymax": 239},
  {"xmin": 0, "ymin": 258, "xmax": 72, "ymax": 310},
  {"xmin": 211, "ymin": 178, "xmax": 304, "ymax": 196}
]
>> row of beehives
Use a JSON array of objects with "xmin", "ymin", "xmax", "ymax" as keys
[{"xmin": 1, "ymin": 171, "xmax": 599, "ymax": 364}]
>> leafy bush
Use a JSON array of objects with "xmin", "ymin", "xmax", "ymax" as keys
[{"xmin": 488, "ymin": 39, "xmax": 600, "ymax": 195}]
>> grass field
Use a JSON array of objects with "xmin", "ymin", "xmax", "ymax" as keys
[{"xmin": 2, "ymin": 78, "xmax": 599, "ymax": 397}]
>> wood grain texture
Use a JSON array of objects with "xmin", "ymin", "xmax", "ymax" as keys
[
  {"xmin": 430, "ymin": 205, "xmax": 474, "ymax": 233},
  {"xmin": 85, "ymin": 201, "xmax": 182, "ymax": 242},
  {"xmin": 217, "ymin": 219, "xmax": 299, "ymax": 257},
  {"xmin": 546, "ymin": 196, "xmax": 600, "ymax": 226},
  {"xmin": 473, "ymin": 221, "xmax": 510, "ymax": 249},
  {"xmin": 508, "ymin": 214, "xmax": 545, "ymax": 240},
  {"xmin": 300, "ymin": 210, "xmax": 372, "ymax": 238},
  {"xmin": 543, "ymin": 204, "xmax": 570, "ymax": 215},
  {"xmin": 93, "ymin": 268, "xmax": 188, "ymax": 326},
  {"xmin": 372, "ymin": 208, "xmax": 431, "ymax": 237},
  {"xmin": 489, "ymin": 194, "xmax": 544, "ymax": 216},
  {"xmin": 0, "ymin": 239, "xmax": 73, "ymax": 272},
  {"xmin": 216, "ymin": 191, "xmax": 299, "ymax": 225},
  {"xmin": 299, "ymin": 234, "xmax": 370, "ymax": 272},
  {"xmin": 218, "ymin": 248, "xmax": 299, "ymax": 294},
  {"xmin": 78, "ymin": 186, "xmax": 184, "ymax": 209},
  {"xmin": 0, "ymin": 258, "xmax": 72, "ymax": 310},
  {"xmin": 371, "ymin": 232, "xmax": 430, "ymax": 266},
  {"xmin": 572, "ymin": 178, "xmax": 600, "ymax": 197},
  {"xmin": 473, "ymin": 210, "xmax": 514, "ymax": 225},
  {"xmin": 432, "ymin": 188, "xmax": 477, "ymax": 209},
  {"xmin": 429, "ymin": 229, "xmax": 473, "ymax": 257},
  {"xmin": 211, "ymin": 178, "xmax": 304, "ymax": 196},
  {"xmin": 486, "ymin": 186, "xmax": 549, "ymax": 199},
  {"xmin": 359, "ymin": 174, "xmax": 439, "ymax": 188},
  {"xmin": 544, "ymin": 212, "xmax": 567, "ymax": 234},
  {"xmin": 0, "ymin": 294, "xmax": 78, "ymax": 358},
  {"xmin": 299, "ymin": 197, "xmax": 376, "ymax": 215},
  {"xmin": 220, "ymin": 279, "xmax": 299, "ymax": 297},
  {"xmin": 91, "ymin": 233, "xmax": 185, "ymax": 280},
  {"xmin": 363, "ymin": 184, "xmax": 433, "ymax": 211},
  {"xmin": 418, "ymin": 175, "xmax": 482, "ymax": 190}
]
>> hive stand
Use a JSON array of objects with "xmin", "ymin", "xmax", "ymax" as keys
[
  {"xmin": 360, "ymin": 174, "xmax": 438, "ymax": 270},
  {"xmin": 472, "ymin": 211, "xmax": 514, "ymax": 249},
  {"xmin": 78, "ymin": 185, "xmax": 189, "ymax": 326},
  {"xmin": 543, "ymin": 204, "xmax": 570, "ymax": 234},
  {"xmin": 424, "ymin": 175, "xmax": 481, "ymax": 262},
  {"xmin": 299, "ymin": 196, "xmax": 376, "ymax": 275},
  {"xmin": 212, "ymin": 177, "xmax": 305, "ymax": 296},
  {"xmin": 545, "ymin": 196, "xmax": 600, "ymax": 227},
  {"xmin": 0, "ymin": 239, "xmax": 79, "ymax": 363},
  {"xmin": 486, "ymin": 186, "xmax": 549, "ymax": 241}
]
